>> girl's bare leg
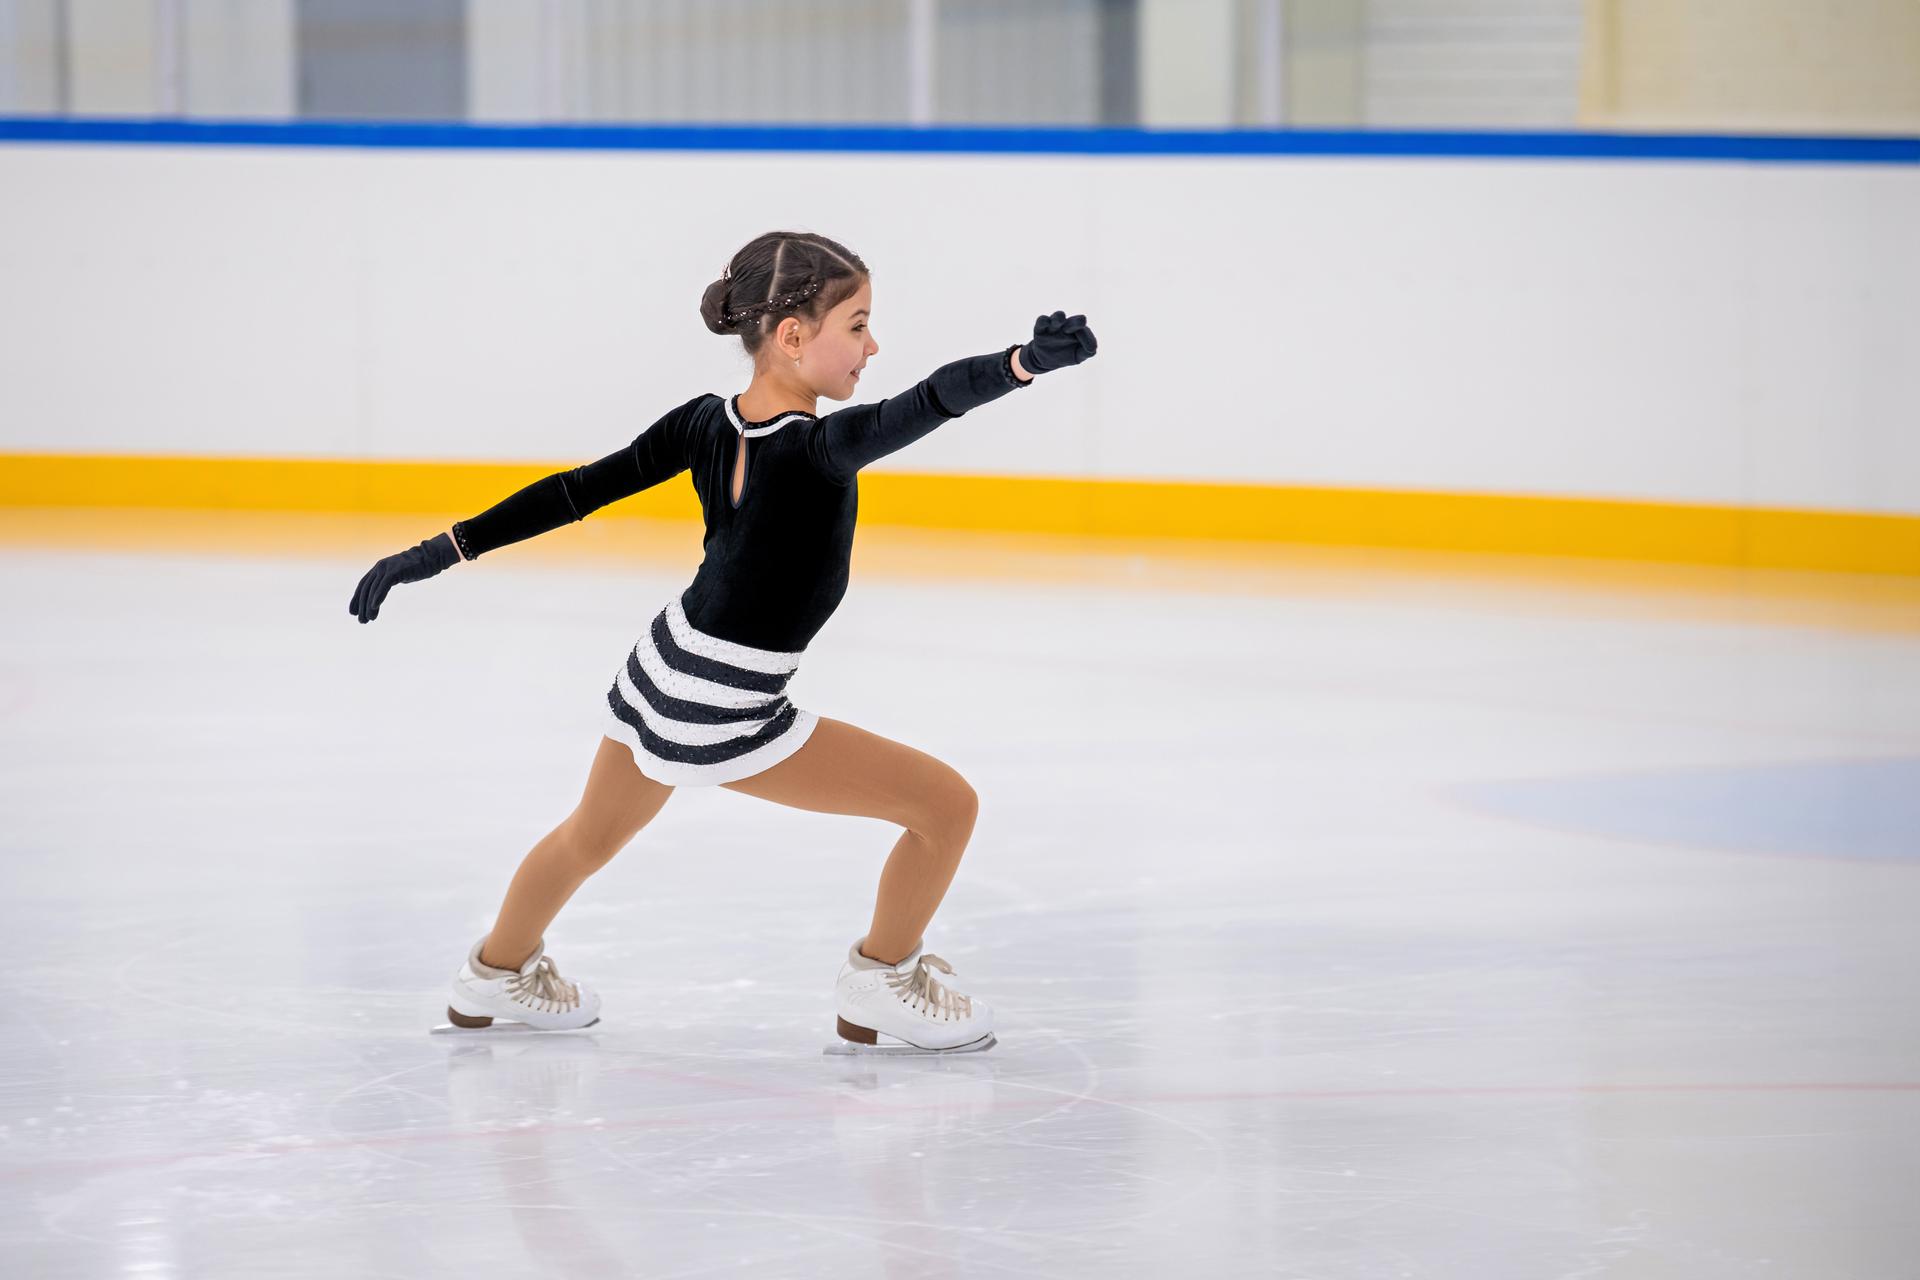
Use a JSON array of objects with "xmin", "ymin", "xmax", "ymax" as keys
[
  {"xmin": 479, "ymin": 736, "xmax": 675, "ymax": 971},
  {"xmin": 721, "ymin": 716, "xmax": 979, "ymax": 965}
]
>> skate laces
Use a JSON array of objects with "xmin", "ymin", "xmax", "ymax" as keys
[
  {"xmin": 505, "ymin": 955, "xmax": 579, "ymax": 1014},
  {"xmin": 883, "ymin": 953, "xmax": 972, "ymax": 1021}
]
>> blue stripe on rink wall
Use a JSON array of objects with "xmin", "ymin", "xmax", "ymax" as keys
[{"xmin": 2, "ymin": 117, "xmax": 1918, "ymax": 165}]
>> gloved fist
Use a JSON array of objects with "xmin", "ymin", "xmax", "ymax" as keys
[
  {"xmin": 1019, "ymin": 311, "xmax": 1098, "ymax": 375},
  {"xmin": 349, "ymin": 531, "xmax": 460, "ymax": 624}
]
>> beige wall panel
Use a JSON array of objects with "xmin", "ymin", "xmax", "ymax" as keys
[
  {"xmin": 1282, "ymin": 0, "xmax": 1365, "ymax": 125},
  {"xmin": 184, "ymin": 0, "xmax": 294, "ymax": 119},
  {"xmin": 1583, "ymin": 0, "xmax": 1920, "ymax": 133},
  {"xmin": 2, "ymin": 0, "xmax": 63, "ymax": 112},
  {"xmin": 1140, "ymin": 0, "xmax": 1237, "ymax": 125},
  {"xmin": 67, "ymin": 0, "xmax": 157, "ymax": 115}
]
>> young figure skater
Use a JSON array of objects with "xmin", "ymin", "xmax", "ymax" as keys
[{"xmin": 348, "ymin": 230, "xmax": 1097, "ymax": 1054}]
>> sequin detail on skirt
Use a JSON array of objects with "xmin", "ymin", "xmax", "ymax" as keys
[{"xmin": 602, "ymin": 593, "xmax": 819, "ymax": 786}]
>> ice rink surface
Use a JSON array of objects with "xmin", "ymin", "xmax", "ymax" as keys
[{"xmin": 2, "ymin": 509, "xmax": 1917, "ymax": 1279}]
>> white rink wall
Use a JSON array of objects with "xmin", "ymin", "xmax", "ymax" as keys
[{"xmin": 1, "ymin": 141, "xmax": 1917, "ymax": 516}]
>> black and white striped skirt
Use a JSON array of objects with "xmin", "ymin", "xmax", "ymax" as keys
[{"xmin": 602, "ymin": 593, "xmax": 819, "ymax": 787}]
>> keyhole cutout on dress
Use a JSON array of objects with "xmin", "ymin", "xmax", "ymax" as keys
[{"xmin": 729, "ymin": 430, "xmax": 748, "ymax": 508}]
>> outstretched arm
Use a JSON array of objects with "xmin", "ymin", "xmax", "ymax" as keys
[
  {"xmin": 807, "ymin": 311, "xmax": 1097, "ymax": 484},
  {"xmin": 807, "ymin": 346, "xmax": 1032, "ymax": 484},
  {"xmin": 350, "ymin": 394, "xmax": 708, "ymax": 623},
  {"xmin": 450, "ymin": 394, "xmax": 705, "ymax": 561}
]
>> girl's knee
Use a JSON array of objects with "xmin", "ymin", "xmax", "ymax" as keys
[
  {"xmin": 915, "ymin": 770, "xmax": 978, "ymax": 840},
  {"xmin": 952, "ymin": 776, "xmax": 980, "ymax": 827}
]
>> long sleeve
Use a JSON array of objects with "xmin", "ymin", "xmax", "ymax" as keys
[
  {"xmin": 451, "ymin": 394, "xmax": 705, "ymax": 561},
  {"xmin": 806, "ymin": 346, "xmax": 1029, "ymax": 484}
]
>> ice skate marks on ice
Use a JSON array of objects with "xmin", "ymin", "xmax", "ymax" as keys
[
  {"xmin": 824, "ymin": 1018, "xmax": 998, "ymax": 1056},
  {"xmin": 430, "ymin": 1013, "xmax": 602, "ymax": 1036}
]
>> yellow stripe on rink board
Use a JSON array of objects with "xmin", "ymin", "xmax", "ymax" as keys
[
  {"xmin": 2, "ymin": 452, "xmax": 1917, "ymax": 576},
  {"xmin": 0, "ymin": 454, "xmax": 598, "ymax": 518}
]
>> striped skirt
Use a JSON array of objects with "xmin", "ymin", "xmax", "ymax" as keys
[{"xmin": 602, "ymin": 593, "xmax": 819, "ymax": 787}]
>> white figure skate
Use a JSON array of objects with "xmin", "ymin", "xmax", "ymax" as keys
[
  {"xmin": 429, "ymin": 935, "xmax": 603, "ymax": 1035},
  {"xmin": 825, "ymin": 936, "xmax": 996, "ymax": 1056}
]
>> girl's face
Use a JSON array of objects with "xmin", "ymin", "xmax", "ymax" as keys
[{"xmin": 779, "ymin": 279, "xmax": 878, "ymax": 401}]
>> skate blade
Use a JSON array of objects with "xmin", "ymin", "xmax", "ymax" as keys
[
  {"xmin": 429, "ymin": 1017, "xmax": 602, "ymax": 1036},
  {"xmin": 823, "ymin": 1031, "xmax": 997, "ymax": 1057}
]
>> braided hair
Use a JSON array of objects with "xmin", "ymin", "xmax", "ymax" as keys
[{"xmin": 700, "ymin": 231, "xmax": 870, "ymax": 360}]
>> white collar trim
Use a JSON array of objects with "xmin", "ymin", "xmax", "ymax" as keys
[{"xmin": 724, "ymin": 396, "xmax": 814, "ymax": 438}]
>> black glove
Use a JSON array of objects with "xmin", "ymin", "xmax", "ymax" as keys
[
  {"xmin": 1018, "ymin": 311, "xmax": 1098, "ymax": 375},
  {"xmin": 349, "ymin": 532, "xmax": 460, "ymax": 624}
]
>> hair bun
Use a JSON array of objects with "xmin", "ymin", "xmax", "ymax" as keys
[{"xmin": 699, "ymin": 276, "xmax": 734, "ymax": 335}]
